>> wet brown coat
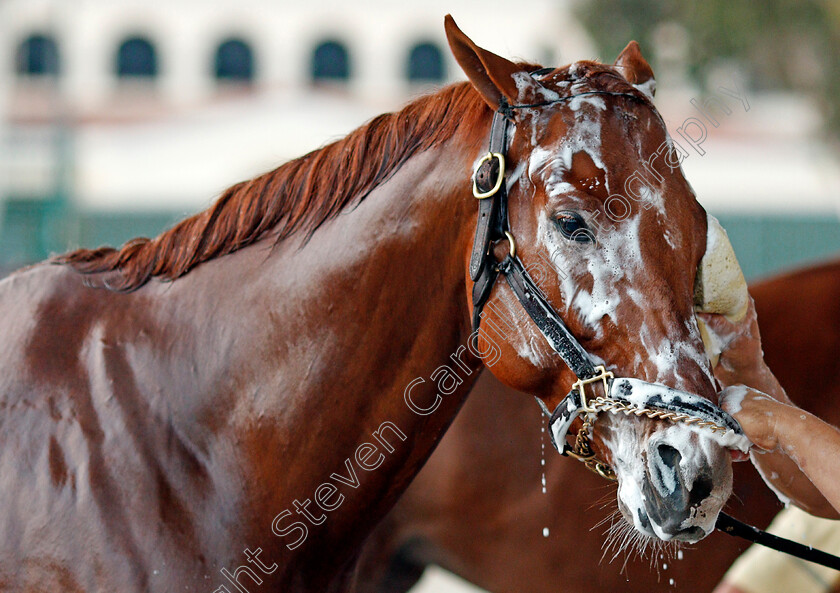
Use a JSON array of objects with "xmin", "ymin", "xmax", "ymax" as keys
[
  {"xmin": 0, "ymin": 18, "xmax": 732, "ymax": 592},
  {"xmin": 353, "ymin": 258, "xmax": 840, "ymax": 593}
]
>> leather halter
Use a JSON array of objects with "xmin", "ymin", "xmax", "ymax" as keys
[
  {"xmin": 468, "ymin": 92, "xmax": 840, "ymax": 574},
  {"xmin": 468, "ymin": 95, "xmax": 748, "ymax": 473}
]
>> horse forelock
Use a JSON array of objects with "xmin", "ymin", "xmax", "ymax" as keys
[{"xmin": 535, "ymin": 61, "xmax": 653, "ymax": 105}]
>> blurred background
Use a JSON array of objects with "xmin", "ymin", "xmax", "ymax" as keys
[
  {"xmin": 0, "ymin": 0, "xmax": 838, "ymax": 280},
  {"xmin": 1, "ymin": 1, "xmax": 838, "ymax": 591}
]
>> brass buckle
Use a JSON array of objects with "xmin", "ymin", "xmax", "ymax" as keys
[
  {"xmin": 472, "ymin": 152, "xmax": 506, "ymax": 199},
  {"xmin": 589, "ymin": 460, "xmax": 617, "ymax": 481},
  {"xmin": 570, "ymin": 365, "xmax": 614, "ymax": 410},
  {"xmin": 502, "ymin": 231, "xmax": 516, "ymax": 258}
]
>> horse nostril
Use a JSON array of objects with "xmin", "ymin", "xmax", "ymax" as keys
[
  {"xmin": 689, "ymin": 473, "xmax": 713, "ymax": 503},
  {"xmin": 649, "ymin": 444, "xmax": 683, "ymax": 497},
  {"xmin": 656, "ymin": 444, "xmax": 681, "ymax": 468},
  {"xmin": 639, "ymin": 442, "xmax": 725, "ymax": 542}
]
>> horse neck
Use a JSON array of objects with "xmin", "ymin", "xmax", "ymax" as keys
[{"xmin": 209, "ymin": 123, "xmax": 492, "ymax": 572}]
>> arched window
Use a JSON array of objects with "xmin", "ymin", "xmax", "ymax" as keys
[
  {"xmin": 116, "ymin": 36, "xmax": 157, "ymax": 78},
  {"xmin": 214, "ymin": 38, "xmax": 254, "ymax": 83},
  {"xmin": 311, "ymin": 40, "xmax": 350, "ymax": 82},
  {"xmin": 407, "ymin": 42, "xmax": 445, "ymax": 83},
  {"xmin": 16, "ymin": 34, "xmax": 60, "ymax": 77}
]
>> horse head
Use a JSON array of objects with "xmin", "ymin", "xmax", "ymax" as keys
[{"xmin": 446, "ymin": 17, "xmax": 749, "ymax": 544}]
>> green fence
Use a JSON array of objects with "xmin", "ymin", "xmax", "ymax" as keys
[{"xmin": 716, "ymin": 213, "xmax": 840, "ymax": 280}]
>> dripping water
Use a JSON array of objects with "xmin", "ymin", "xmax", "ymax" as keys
[
  {"xmin": 541, "ymin": 425, "xmax": 547, "ymax": 494},
  {"xmin": 541, "ymin": 424, "xmax": 549, "ymax": 537}
]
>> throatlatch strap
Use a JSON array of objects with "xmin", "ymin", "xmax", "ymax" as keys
[{"xmin": 471, "ymin": 262, "xmax": 499, "ymax": 331}]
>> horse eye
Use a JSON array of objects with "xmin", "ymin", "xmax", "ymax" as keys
[{"xmin": 555, "ymin": 211, "xmax": 594, "ymax": 243}]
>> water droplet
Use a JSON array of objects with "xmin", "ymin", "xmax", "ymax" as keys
[
  {"xmin": 663, "ymin": 563, "xmax": 668, "ymax": 570},
  {"xmin": 542, "ymin": 527, "xmax": 550, "ymax": 537},
  {"xmin": 669, "ymin": 578, "xmax": 675, "ymax": 586},
  {"xmin": 677, "ymin": 550, "xmax": 683, "ymax": 560},
  {"xmin": 540, "ymin": 418, "xmax": 547, "ymax": 494}
]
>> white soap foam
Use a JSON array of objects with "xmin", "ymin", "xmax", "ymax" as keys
[
  {"xmin": 719, "ymin": 385, "xmax": 750, "ymax": 415},
  {"xmin": 751, "ymin": 449, "xmax": 792, "ymax": 507},
  {"xmin": 635, "ymin": 78, "xmax": 656, "ymax": 99}
]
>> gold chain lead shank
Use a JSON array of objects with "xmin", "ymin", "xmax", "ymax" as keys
[{"xmin": 566, "ymin": 370, "xmax": 731, "ymax": 482}]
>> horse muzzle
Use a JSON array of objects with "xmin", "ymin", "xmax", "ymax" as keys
[
  {"xmin": 637, "ymin": 427, "xmax": 730, "ymax": 541},
  {"xmin": 546, "ymin": 372, "xmax": 749, "ymax": 543}
]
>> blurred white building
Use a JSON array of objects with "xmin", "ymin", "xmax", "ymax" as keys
[
  {"xmin": 0, "ymin": 0, "xmax": 594, "ymax": 111},
  {"xmin": 0, "ymin": 0, "xmax": 837, "ymax": 277},
  {"xmin": 0, "ymin": 0, "xmax": 593, "ymax": 245}
]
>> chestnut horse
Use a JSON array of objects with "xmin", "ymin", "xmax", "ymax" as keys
[
  {"xmin": 352, "ymin": 257, "xmax": 840, "ymax": 593},
  {"xmin": 0, "ymin": 17, "xmax": 743, "ymax": 592}
]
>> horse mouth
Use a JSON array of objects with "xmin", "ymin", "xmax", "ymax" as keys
[
  {"xmin": 613, "ymin": 428, "xmax": 733, "ymax": 544},
  {"xmin": 622, "ymin": 504, "xmax": 709, "ymax": 543}
]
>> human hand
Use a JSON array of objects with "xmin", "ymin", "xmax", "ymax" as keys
[
  {"xmin": 718, "ymin": 385, "xmax": 793, "ymax": 452},
  {"xmin": 719, "ymin": 383, "xmax": 840, "ymax": 518}
]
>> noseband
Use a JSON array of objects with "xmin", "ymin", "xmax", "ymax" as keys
[{"xmin": 468, "ymin": 95, "xmax": 748, "ymax": 479}]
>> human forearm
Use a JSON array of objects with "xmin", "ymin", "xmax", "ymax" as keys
[
  {"xmin": 720, "ymin": 387, "xmax": 840, "ymax": 519},
  {"xmin": 772, "ymin": 405, "xmax": 840, "ymax": 518},
  {"xmin": 700, "ymin": 304, "xmax": 838, "ymax": 516}
]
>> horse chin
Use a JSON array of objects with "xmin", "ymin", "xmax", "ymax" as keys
[{"xmin": 606, "ymin": 420, "xmax": 733, "ymax": 544}]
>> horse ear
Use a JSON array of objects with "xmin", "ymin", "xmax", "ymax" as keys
[
  {"xmin": 614, "ymin": 41, "xmax": 656, "ymax": 99},
  {"xmin": 444, "ymin": 14, "xmax": 538, "ymax": 110}
]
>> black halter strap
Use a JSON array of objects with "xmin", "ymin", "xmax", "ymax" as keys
[
  {"xmin": 468, "ymin": 97, "xmax": 840, "ymax": 573},
  {"xmin": 470, "ymin": 105, "xmax": 597, "ymax": 380}
]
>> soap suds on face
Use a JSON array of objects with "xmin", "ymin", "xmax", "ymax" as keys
[
  {"xmin": 513, "ymin": 72, "xmax": 561, "ymax": 104},
  {"xmin": 634, "ymin": 78, "xmax": 656, "ymax": 99},
  {"xmin": 531, "ymin": 99, "xmax": 608, "ymax": 198},
  {"xmin": 506, "ymin": 161, "xmax": 527, "ymax": 192},
  {"xmin": 494, "ymin": 280, "xmax": 554, "ymax": 368},
  {"xmin": 603, "ymin": 417, "xmax": 652, "ymax": 535}
]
